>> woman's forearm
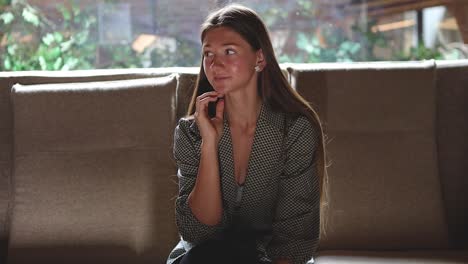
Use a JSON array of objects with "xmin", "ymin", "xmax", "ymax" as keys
[{"xmin": 188, "ymin": 140, "xmax": 223, "ymax": 226}]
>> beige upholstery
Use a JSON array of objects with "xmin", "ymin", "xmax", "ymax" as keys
[
  {"xmin": 435, "ymin": 60, "xmax": 468, "ymax": 249},
  {"xmin": 173, "ymin": 69, "xmax": 198, "ymax": 119},
  {"xmin": 0, "ymin": 69, "xmax": 176, "ymax": 254},
  {"xmin": 287, "ymin": 61, "xmax": 449, "ymax": 250},
  {"xmin": 0, "ymin": 82, "xmax": 10, "ymax": 260},
  {"xmin": 316, "ymin": 250, "xmax": 468, "ymax": 263},
  {"xmin": 7, "ymin": 76, "xmax": 179, "ymax": 264}
]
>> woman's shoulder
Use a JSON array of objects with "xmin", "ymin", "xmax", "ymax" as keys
[
  {"xmin": 175, "ymin": 116, "xmax": 201, "ymax": 143},
  {"xmin": 289, "ymin": 114, "xmax": 315, "ymax": 129},
  {"xmin": 177, "ymin": 115, "xmax": 195, "ymax": 130},
  {"xmin": 173, "ymin": 116, "xmax": 202, "ymax": 162},
  {"xmin": 284, "ymin": 112, "xmax": 316, "ymax": 130},
  {"xmin": 284, "ymin": 113, "xmax": 321, "ymax": 144},
  {"xmin": 265, "ymin": 103, "xmax": 318, "ymax": 136}
]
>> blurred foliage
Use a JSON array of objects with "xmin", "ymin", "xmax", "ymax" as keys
[
  {"xmin": 395, "ymin": 43, "xmax": 443, "ymax": 60},
  {"xmin": 438, "ymin": 42, "xmax": 468, "ymax": 60},
  {"xmin": 99, "ymin": 45, "xmax": 142, "ymax": 69},
  {"xmin": 150, "ymin": 38, "xmax": 200, "ymax": 67},
  {"xmin": 255, "ymin": 1, "xmax": 445, "ymax": 63},
  {"xmin": 351, "ymin": 20, "xmax": 388, "ymax": 61},
  {"xmin": 1, "ymin": 0, "xmax": 99, "ymax": 70},
  {"xmin": 0, "ymin": 1, "xmax": 96, "ymax": 71},
  {"xmin": 0, "ymin": 0, "xmax": 11, "ymax": 7},
  {"xmin": 0, "ymin": 0, "xmax": 200, "ymax": 71},
  {"xmin": 255, "ymin": 1, "xmax": 373, "ymax": 62},
  {"xmin": 0, "ymin": 0, "xmax": 458, "ymax": 71},
  {"xmin": 0, "ymin": 0, "xmax": 145, "ymax": 71}
]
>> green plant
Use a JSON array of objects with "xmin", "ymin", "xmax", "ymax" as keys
[
  {"xmin": 149, "ymin": 38, "xmax": 200, "ymax": 67},
  {"xmin": 256, "ymin": 2, "xmax": 383, "ymax": 63},
  {"xmin": 295, "ymin": 30, "xmax": 362, "ymax": 62},
  {"xmin": 254, "ymin": 3, "xmax": 451, "ymax": 63},
  {"xmin": 99, "ymin": 45, "xmax": 142, "ymax": 68},
  {"xmin": 351, "ymin": 20, "xmax": 388, "ymax": 61},
  {"xmin": 0, "ymin": 0, "xmax": 11, "ymax": 7},
  {"xmin": 394, "ymin": 43, "xmax": 443, "ymax": 61},
  {"xmin": 0, "ymin": 0, "xmax": 146, "ymax": 71},
  {"xmin": 0, "ymin": 1, "xmax": 98, "ymax": 70}
]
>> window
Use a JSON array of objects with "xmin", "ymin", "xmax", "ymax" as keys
[{"xmin": 1, "ymin": 0, "xmax": 466, "ymax": 71}]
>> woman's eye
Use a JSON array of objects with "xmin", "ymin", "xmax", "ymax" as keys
[
  {"xmin": 204, "ymin": 51, "xmax": 214, "ymax": 57},
  {"xmin": 226, "ymin": 49, "xmax": 236, "ymax": 55}
]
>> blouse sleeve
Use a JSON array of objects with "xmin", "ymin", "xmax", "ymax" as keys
[
  {"xmin": 173, "ymin": 118, "xmax": 228, "ymax": 245},
  {"xmin": 267, "ymin": 116, "xmax": 321, "ymax": 264}
]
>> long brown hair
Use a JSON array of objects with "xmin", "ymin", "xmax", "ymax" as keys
[{"xmin": 187, "ymin": 4, "xmax": 329, "ymax": 236}]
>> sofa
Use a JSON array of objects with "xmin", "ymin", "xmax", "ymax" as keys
[{"xmin": 0, "ymin": 61, "xmax": 467, "ymax": 263}]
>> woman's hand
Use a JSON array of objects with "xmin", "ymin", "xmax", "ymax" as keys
[{"xmin": 194, "ymin": 91, "xmax": 225, "ymax": 145}]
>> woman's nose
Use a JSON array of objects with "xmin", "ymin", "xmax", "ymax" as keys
[{"xmin": 210, "ymin": 55, "xmax": 224, "ymax": 69}]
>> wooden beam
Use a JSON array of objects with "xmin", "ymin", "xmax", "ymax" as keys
[
  {"xmin": 340, "ymin": 0, "xmax": 455, "ymax": 17},
  {"xmin": 369, "ymin": 0, "xmax": 454, "ymax": 16},
  {"xmin": 363, "ymin": 0, "xmax": 420, "ymax": 9},
  {"xmin": 371, "ymin": 19, "xmax": 415, "ymax": 32},
  {"xmin": 439, "ymin": 17, "xmax": 459, "ymax": 30}
]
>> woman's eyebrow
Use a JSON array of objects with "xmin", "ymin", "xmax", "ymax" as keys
[
  {"xmin": 221, "ymin": 43, "xmax": 239, "ymax": 47},
  {"xmin": 203, "ymin": 42, "xmax": 239, "ymax": 49}
]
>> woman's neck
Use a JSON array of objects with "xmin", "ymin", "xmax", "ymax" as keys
[{"xmin": 224, "ymin": 91, "xmax": 262, "ymax": 131}]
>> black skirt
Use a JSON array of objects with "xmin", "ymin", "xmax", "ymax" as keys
[{"xmin": 178, "ymin": 224, "xmax": 272, "ymax": 264}]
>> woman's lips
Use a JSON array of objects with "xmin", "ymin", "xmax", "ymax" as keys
[{"xmin": 214, "ymin": 76, "xmax": 231, "ymax": 81}]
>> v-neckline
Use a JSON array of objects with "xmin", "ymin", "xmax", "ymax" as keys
[
  {"xmin": 231, "ymin": 128, "xmax": 255, "ymax": 186},
  {"xmin": 216, "ymin": 102, "xmax": 286, "ymax": 212},
  {"xmin": 223, "ymin": 102, "xmax": 264, "ymax": 188}
]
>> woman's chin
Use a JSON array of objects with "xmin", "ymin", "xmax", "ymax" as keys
[{"xmin": 212, "ymin": 86, "xmax": 229, "ymax": 95}]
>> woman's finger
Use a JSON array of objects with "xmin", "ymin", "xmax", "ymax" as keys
[
  {"xmin": 196, "ymin": 96, "xmax": 219, "ymax": 111},
  {"xmin": 196, "ymin": 92, "xmax": 220, "ymax": 112},
  {"xmin": 215, "ymin": 98, "xmax": 224, "ymax": 120},
  {"xmin": 196, "ymin": 91, "xmax": 221, "ymax": 102},
  {"xmin": 195, "ymin": 96, "xmax": 219, "ymax": 121}
]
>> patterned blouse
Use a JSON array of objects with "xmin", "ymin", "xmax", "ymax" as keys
[{"xmin": 167, "ymin": 102, "xmax": 320, "ymax": 264}]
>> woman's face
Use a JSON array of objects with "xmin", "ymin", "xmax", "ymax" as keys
[{"xmin": 202, "ymin": 26, "xmax": 263, "ymax": 95}]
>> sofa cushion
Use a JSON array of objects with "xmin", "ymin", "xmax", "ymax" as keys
[
  {"xmin": 315, "ymin": 250, "xmax": 468, "ymax": 263},
  {"xmin": 0, "ymin": 68, "xmax": 175, "ymax": 261},
  {"xmin": 8, "ymin": 75, "xmax": 179, "ymax": 264},
  {"xmin": 0, "ymin": 84, "xmax": 10, "ymax": 262},
  {"xmin": 435, "ymin": 60, "xmax": 468, "ymax": 249},
  {"xmin": 287, "ymin": 61, "xmax": 449, "ymax": 250}
]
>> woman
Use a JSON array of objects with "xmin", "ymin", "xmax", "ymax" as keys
[{"xmin": 167, "ymin": 4, "xmax": 328, "ymax": 264}]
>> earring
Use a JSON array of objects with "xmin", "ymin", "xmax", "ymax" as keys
[{"xmin": 254, "ymin": 65, "xmax": 261, "ymax": 72}]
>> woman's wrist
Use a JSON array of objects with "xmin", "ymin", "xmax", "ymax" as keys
[{"xmin": 201, "ymin": 139, "xmax": 218, "ymax": 153}]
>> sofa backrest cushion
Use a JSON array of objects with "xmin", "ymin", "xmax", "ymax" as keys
[
  {"xmin": 8, "ymin": 75, "xmax": 179, "ymax": 264},
  {"xmin": 288, "ymin": 61, "xmax": 449, "ymax": 250},
  {"xmin": 0, "ymin": 69, "xmax": 175, "ymax": 258},
  {"xmin": 435, "ymin": 60, "xmax": 468, "ymax": 249},
  {"xmin": 0, "ymin": 82, "xmax": 10, "ymax": 261}
]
